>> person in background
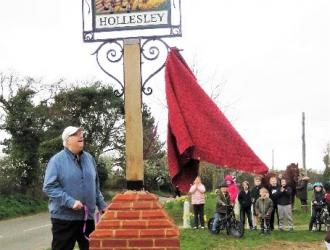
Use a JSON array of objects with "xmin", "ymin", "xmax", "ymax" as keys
[
  {"xmin": 225, "ymin": 175, "xmax": 238, "ymax": 205},
  {"xmin": 268, "ymin": 176, "xmax": 279, "ymax": 230},
  {"xmin": 238, "ymin": 181, "xmax": 253, "ymax": 230},
  {"xmin": 251, "ymin": 176, "xmax": 263, "ymax": 230},
  {"xmin": 277, "ymin": 178, "xmax": 294, "ymax": 232},
  {"xmin": 296, "ymin": 173, "xmax": 309, "ymax": 213},
  {"xmin": 255, "ymin": 188, "xmax": 273, "ymax": 235},
  {"xmin": 43, "ymin": 126, "xmax": 108, "ymax": 250},
  {"xmin": 324, "ymin": 182, "xmax": 330, "ymax": 214},
  {"xmin": 309, "ymin": 182, "xmax": 325, "ymax": 231},
  {"xmin": 211, "ymin": 181, "xmax": 230, "ymax": 234},
  {"xmin": 189, "ymin": 176, "xmax": 206, "ymax": 229}
]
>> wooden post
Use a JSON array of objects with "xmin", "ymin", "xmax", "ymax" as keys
[
  {"xmin": 124, "ymin": 39, "xmax": 144, "ymax": 190},
  {"xmin": 302, "ymin": 112, "xmax": 307, "ymax": 175}
]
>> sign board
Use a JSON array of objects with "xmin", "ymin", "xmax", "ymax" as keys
[{"xmin": 83, "ymin": 0, "xmax": 182, "ymax": 41}]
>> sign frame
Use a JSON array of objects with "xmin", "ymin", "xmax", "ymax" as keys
[{"xmin": 83, "ymin": 0, "xmax": 182, "ymax": 42}]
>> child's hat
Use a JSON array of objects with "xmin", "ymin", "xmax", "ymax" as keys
[
  {"xmin": 313, "ymin": 182, "xmax": 323, "ymax": 188},
  {"xmin": 218, "ymin": 181, "xmax": 228, "ymax": 188}
]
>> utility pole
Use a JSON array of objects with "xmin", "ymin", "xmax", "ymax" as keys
[
  {"xmin": 272, "ymin": 149, "xmax": 275, "ymax": 171},
  {"xmin": 302, "ymin": 112, "xmax": 306, "ymax": 174}
]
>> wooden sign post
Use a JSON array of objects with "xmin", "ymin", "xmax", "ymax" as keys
[
  {"xmin": 84, "ymin": 2, "xmax": 182, "ymax": 248},
  {"xmin": 124, "ymin": 39, "xmax": 144, "ymax": 190}
]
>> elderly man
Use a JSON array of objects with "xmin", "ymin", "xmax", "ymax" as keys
[{"xmin": 43, "ymin": 126, "xmax": 107, "ymax": 250}]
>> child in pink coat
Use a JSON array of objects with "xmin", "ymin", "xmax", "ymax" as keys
[
  {"xmin": 225, "ymin": 175, "xmax": 238, "ymax": 205},
  {"xmin": 189, "ymin": 176, "xmax": 206, "ymax": 229}
]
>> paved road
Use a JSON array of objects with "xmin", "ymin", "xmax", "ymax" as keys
[{"xmin": 0, "ymin": 212, "xmax": 52, "ymax": 250}]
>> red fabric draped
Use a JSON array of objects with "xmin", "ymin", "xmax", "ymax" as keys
[{"xmin": 165, "ymin": 48, "xmax": 268, "ymax": 192}]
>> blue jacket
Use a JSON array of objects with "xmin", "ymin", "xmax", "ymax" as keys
[{"xmin": 43, "ymin": 148, "xmax": 107, "ymax": 220}]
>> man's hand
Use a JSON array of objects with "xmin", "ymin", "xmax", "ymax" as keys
[{"xmin": 73, "ymin": 200, "xmax": 83, "ymax": 210}]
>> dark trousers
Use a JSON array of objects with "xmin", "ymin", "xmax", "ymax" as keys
[
  {"xmin": 193, "ymin": 204, "xmax": 205, "ymax": 227},
  {"xmin": 51, "ymin": 218, "xmax": 95, "ymax": 250},
  {"xmin": 260, "ymin": 217, "xmax": 270, "ymax": 232},
  {"xmin": 240, "ymin": 206, "xmax": 253, "ymax": 229},
  {"xmin": 309, "ymin": 207, "xmax": 322, "ymax": 230},
  {"xmin": 270, "ymin": 204, "xmax": 279, "ymax": 230}
]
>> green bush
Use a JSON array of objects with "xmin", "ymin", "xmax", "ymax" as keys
[{"xmin": 0, "ymin": 194, "xmax": 48, "ymax": 220}]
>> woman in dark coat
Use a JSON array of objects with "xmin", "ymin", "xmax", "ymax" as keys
[{"xmin": 296, "ymin": 173, "xmax": 309, "ymax": 213}]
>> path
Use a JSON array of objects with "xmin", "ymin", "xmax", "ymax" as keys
[{"xmin": 0, "ymin": 212, "xmax": 51, "ymax": 250}]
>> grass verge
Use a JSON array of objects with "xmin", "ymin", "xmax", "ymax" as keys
[
  {"xmin": 0, "ymin": 194, "xmax": 48, "ymax": 220},
  {"xmin": 164, "ymin": 191, "xmax": 327, "ymax": 250}
]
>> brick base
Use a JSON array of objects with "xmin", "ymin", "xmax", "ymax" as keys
[{"xmin": 89, "ymin": 191, "xmax": 180, "ymax": 250}]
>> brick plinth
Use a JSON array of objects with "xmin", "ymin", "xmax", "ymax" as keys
[{"xmin": 90, "ymin": 191, "xmax": 180, "ymax": 250}]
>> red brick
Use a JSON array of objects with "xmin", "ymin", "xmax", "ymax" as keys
[
  {"xmin": 140, "ymin": 229, "xmax": 166, "ymax": 238},
  {"xmin": 132, "ymin": 201, "xmax": 153, "ymax": 209},
  {"xmin": 96, "ymin": 220, "xmax": 121, "ymax": 229},
  {"xmin": 155, "ymin": 239, "xmax": 180, "ymax": 247},
  {"xmin": 89, "ymin": 248, "xmax": 104, "ymax": 250},
  {"xmin": 166, "ymin": 228, "xmax": 180, "ymax": 237},
  {"xmin": 90, "ymin": 229, "xmax": 114, "ymax": 238},
  {"xmin": 115, "ymin": 229, "xmax": 140, "ymax": 238},
  {"xmin": 167, "ymin": 248, "xmax": 180, "ymax": 250},
  {"xmin": 128, "ymin": 239, "xmax": 154, "ymax": 247},
  {"xmin": 114, "ymin": 194, "xmax": 138, "ymax": 201},
  {"xmin": 142, "ymin": 210, "xmax": 165, "ymax": 219},
  {"xmin": 115, "ymin": 248, "xmax": 139, "ymax": 250},
  {"xmin": 152, "ymin": 201, "xmax": 162, "ymax": 209},
  {"xmin": 102, "ymin": 211, "xmax": 116, "ymax": 220},
  {"xmin": 89, "ymin": 239, "xmax": 101, "ymax": 248},
  {"xmin": 140, "ymin": 248, "xmax": 165, "ymax": 250},
  {"xmin": 108, "ymin": 202, "xmax": 132, "ymax": 210},
  {"xmin": 117, "ymin": 211, "xmax": 140, "ymax": 219},
  {"xmin": 137, "ymin": 193, "xmax": 158, "ymax": 201},
  {"xmin": 102, "ymin": 239, "xmax": 127, "ymax": 247},
  {"xmin": 148, "ymin": 220, "xmax": 173, "ymax": 228},
  {"xmin": 122, "ymin": 220, "xmax": 147, "ymax": 229}
]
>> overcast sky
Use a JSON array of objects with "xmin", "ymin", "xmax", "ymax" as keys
[{"xmin": 0, "ymin": 0, "xmax": 329, "ymax": 172}]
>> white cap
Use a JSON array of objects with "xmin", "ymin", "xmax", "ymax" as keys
[{"xmin": 62, "ymin": 126, "xmax": 83, "ymax": 147}]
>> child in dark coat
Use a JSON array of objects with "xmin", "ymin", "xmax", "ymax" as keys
[
  {"xmin": 268, "ymin": 176, "xmax": 279, "ymax": 230},
  {"xmin": 238, "ymin": 181, "xmax": 253, "ymax": 230},
  {"xmin": 277, "ymin": 178, "xmax": 293, "ymax": 231},
  {"xmin": 251, "ymin": 176, "xmax": 263, "ymax": 230},
  {"xmin": 255, "ymin": 188, "xmax": 273, "ymax": 234},
  {"xmin": 211, "ymin": 181, "xmax": 230, "ymax": 233}
]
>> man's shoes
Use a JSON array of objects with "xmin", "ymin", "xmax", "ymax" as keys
[
  {"xmin": 289, "ymin": 227, "xmax": 294, "ymax": 232},
  {"xmin": 251, "ymin": 226, "xmax": 257, "ymax": 231},
  {"xmin": 201, "ymin": 226, "xmax": 205, "ymax": 229},
  {"xmin": 279, "ymin": 227, "xmax": 284, "ymax": 231},
  {"xmin": 193, "ymin": 226, "xmax": 197, "ymax": 229}
]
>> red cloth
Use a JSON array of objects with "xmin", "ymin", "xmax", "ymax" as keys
[{"xmin": 165, "ymin": 48, "xmax": 268, "ymax": 192}]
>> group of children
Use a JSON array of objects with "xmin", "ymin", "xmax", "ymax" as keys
[
  {"xmin": 189, "ymin": 173, "xmax": 330, "ymax": 236},
  {"xmin": 237, "ymin": 175, "xmax": 294, "ymax": 234}
]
